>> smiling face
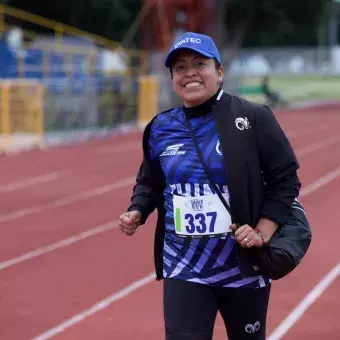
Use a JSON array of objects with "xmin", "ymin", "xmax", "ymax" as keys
[{"xmin": 170, "ymin": 49, "xmax": 224, "ymax": 107}]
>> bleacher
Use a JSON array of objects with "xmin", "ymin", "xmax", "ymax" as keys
[{"xmin": 0, "ymin": 4, "xmax": 157, "ymax": 152}]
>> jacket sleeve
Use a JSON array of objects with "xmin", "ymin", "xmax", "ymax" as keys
[
  {"xmin": 127, "ymin": 159, "xmax": 157, "ymax": 225},
  {"xmin": 255, "ymin": 105, "xmax": 301, "ymax": 225}
]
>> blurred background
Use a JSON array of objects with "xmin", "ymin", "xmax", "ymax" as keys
[{"xmin": 0, "ymin": 0, "xmax": 339, "ymax": 152}]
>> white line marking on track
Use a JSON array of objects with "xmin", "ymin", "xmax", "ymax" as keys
[
  {"xmin": 1, "ymin": 130, "xmax": 336, "ymax": 224},
  {"xmin": 268, "ymin": 263, "xmax": 340, "ymax": 340},
  {"xmin": 300, "ymin": 166, "xmax": 340, "ymax": 197},
  {"xmin": 0, "ymin": 222, "xmax": 118, "ymax": 271},
  {"xmin": 0, "ymin": 177, "xmax": 136, "ymax": 224},
  {"xmin": 1, "ymin": 165, "xmax": 339, "ymax": 340},
  {"xmin": 287, "ymin": 121, "xmax": 336, "ymax": 138},
  {"xmin": 2, "ymin": 166, "xmax": 340, "ymax": 272},
  {"xmin": 296, "ymin": 135, "xmax": 340, "ymax": 158},
  {"xmin": 0, "ymin": 167, "xmax": 340, "ymax": 340},
  {"xmin": 0, "ymin": 172, "xmax": 65, "ymax": 193},
  {"xmin": 31, "ymin": 273, "xmax": 156, "ymax": 340}
]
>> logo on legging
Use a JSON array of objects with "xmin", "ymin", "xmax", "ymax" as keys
[{"xmin": 245, "ymin": 321, "xmax": 260, "ymax": 334}]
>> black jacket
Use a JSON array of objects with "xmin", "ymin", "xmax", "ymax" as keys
[{"xmin": 128, "ymin": 92, "xmax": 301, "ymax": 280}]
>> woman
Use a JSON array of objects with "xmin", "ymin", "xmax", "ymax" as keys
[{"xmin": 118, "ymin": 32, "xmax": 300, "ymax": 340}]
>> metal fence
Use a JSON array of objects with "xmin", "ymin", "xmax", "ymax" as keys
[
  {"xmin": 0, "ymin": 4, "xmax": 157, "ymax": 152},
  {"xmin": 224, "ymin": 46, "xmax": 338, "ymax": 75},
  {"xmin": 149, "ymin": 46, "xmax": 340, "ymax": 111}
]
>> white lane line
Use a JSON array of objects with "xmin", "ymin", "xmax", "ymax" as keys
[
  {"xmin": 96, "ymin": 141, "xmax": 140, "ymax": 154},
  {"xmin": 300, "ymin": 166, "xmax": 340, "ymax": 197},
  {"xmin": 31, "ymin": 273, "xmax": 156, "ymax": 340},
  {"xmin": 0, "ymin": 222, "xmax": 118, "ymax": 271},
  {"xmin": 268, "ymin": 263, "xmax": 340, "ymax": 340},
  {"xmin": 2, "ymin": 165, "xmax": 339, "ymax": 340},
  {"xmin": 296, "ymin": 135, "xmax": 340, "ymax": 158},
  {"xmin": 1, "ymin": 127, "xmax": 335, "ymax": 224},
  {"xmin": 287, "ymin": 121, "xmax": 336, "ymax": 138},
  {"xmin": 0, "ymin": 177, "xmax": 136, "ymax": 224},
  {"xmin": 1, "ymin": 167, "xmax": 340, "ymax": 272},
  {"xmin": 0, "ymin": 165, "xmax": 338, "ymax": 274},
  {"xmin": 0, "ymin": 172, "xmax": 65, "ymax": 193}
]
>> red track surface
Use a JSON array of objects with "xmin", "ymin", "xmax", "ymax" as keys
[{"xmin": 0, "ymin": 107, "xmax": 339, "ymax": 340}]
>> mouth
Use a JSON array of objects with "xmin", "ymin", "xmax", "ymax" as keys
[{"xmin": 183, "ymin": 81, "xmax": 203, "ymax": 88}]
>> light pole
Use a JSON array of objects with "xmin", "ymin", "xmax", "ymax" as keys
[
  {"xmin": 330, "ymin": 0, "xmax": 340, "ymax": 72},
  {"xmin": 330, "ymin": 0, "xmax": 340, "ymax": 47}
]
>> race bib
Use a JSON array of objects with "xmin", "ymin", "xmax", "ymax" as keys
[{"xmin": 173, "ymin": 193, "xmax": 232, "ymax": 238}]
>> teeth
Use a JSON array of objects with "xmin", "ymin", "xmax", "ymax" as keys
[{"xmin": 185, "ymin": 82, "xmax": 201, "ymax": 88}]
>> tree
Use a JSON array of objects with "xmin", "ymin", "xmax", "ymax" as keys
[{"xmin": 3, "ymin": 0, "xmax": 333, "ymax": 48}]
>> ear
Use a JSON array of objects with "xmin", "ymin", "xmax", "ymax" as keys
[{"xmin": 217, "ymin": 66, "xmax": 225, "ymax": 84}]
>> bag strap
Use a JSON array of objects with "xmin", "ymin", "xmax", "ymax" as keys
[{"xmin": 186, "ymin": 117, "xmax": 239, "ymax": 226}]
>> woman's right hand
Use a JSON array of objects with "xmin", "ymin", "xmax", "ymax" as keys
[{"xmin": 118, "ymin": 211, "xmax": 142, "ymax": 236}]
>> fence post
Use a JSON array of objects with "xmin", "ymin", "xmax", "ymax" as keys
[
  {"xmin": 36, "ymin": 83, "xmax": 45, "ymax": 147},
  {"xmin": 137, "ymin": 75, "xmax": 159, "ymax": 126},
  {"xmin": 55, "ymin": 24, "xmax": 64, "ymax": 46},
  {"xmin": 1, "ymin": 84, "xmax": 10, "ymax": 151},
  {"xmin": 0, "ymin": 5, "xmax": 4, "ymax": 37}
]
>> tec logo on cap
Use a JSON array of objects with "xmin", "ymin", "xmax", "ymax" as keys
[{"xmin": 174, "ymin": 37, "xmax": 202, "ymax": 49}]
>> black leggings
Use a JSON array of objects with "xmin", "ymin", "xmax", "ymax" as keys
[{"xmin": 164, "ymin": 279, "xmax": 271, "ymax": 340}]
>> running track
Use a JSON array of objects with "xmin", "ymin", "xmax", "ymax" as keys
[{"xmin": 0, "ymin": 105, "xmax": 339, "ymax": 340}]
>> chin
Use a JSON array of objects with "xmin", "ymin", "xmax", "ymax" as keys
[{"xmin": 183, "ymin": 92, "xmax": 207, "ymax": 107}]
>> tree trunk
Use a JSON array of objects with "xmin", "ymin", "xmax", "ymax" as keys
[{"xmin": 214, "ymin": 0, "xmax": 229, "ymax": 49}]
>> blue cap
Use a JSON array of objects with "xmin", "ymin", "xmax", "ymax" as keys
[{"xmin": 165, "ymin": 32, "xmax": 221, "ymax": 68}]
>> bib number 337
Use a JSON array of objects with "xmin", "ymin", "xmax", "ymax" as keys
[{"xmin": 173, "ymin": 194, "xmax": 232, "ymax": 237}]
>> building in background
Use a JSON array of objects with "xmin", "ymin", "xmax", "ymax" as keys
[{"xmin": 141, "ymin": 0, "xmax": 215, "ymax": 50}]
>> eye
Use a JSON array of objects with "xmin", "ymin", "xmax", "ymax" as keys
[
  {"xmin": 175, "ymin": 64, "xmax": 186, "ymax": 73},
  {"xmin": 197, "ymin": 61, "xmax": 206, "ymax": 67}
]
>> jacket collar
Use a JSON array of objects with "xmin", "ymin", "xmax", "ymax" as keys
[{"xmin": 183, "ymin": 88, "xmax": 224, "ymax": 119}]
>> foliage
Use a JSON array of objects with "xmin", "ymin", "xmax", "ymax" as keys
[{"xmin": 4, "ymin": 0, "xmax": 336, "ymax": 47}]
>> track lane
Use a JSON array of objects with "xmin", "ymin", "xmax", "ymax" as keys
[
  {"xmin": 38, "ymin": 174, "xmax": 340, "ymax": 340},
  {"xmin": 0, "ymin": 216, "xmax": 156, "ymax": 340},
  {"xmin": 1, "ymin": 107, "xmax": 339, "ymax": 340},
  {"xmin": 0, "ymin": 185, "xmax": 134, "ymax": 263},
  {"xmin": 279, "ymin": 274, "xmax": 339, "ymax": 339},
  {"xmin": 1, "ymin": 123, "xmax": 339, "ymax": 261},
  {"xmin": 0, "ymin": 131, "xmax": 143, "ymax": 185},
  {"xmin": 0, "ymin": 152, "xmax": 143, "ymax": 215}
]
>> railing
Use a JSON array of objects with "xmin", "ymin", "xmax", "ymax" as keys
[
  {"xmin": 0, "ymin": 3, "xmax": 121, "ymax": 49},
  {"xmin": 0, "ymin": 4, "xmax": 160, "ymax": 152},
  {"xmin": 0, "ymin": 4, "xmax": 149, "ymax": 76}
]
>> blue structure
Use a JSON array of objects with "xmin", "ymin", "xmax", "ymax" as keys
[
  {"xmin": 0, "ymin": 36, "xmax": 139, "ymax": 98},
  {"xmin": 0, "ymin": 38, "xmax": 18, "ymax": 78}
]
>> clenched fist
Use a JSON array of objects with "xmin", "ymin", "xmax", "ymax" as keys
[
  {"xmin": 230, "ymin": 224, "xmax": 264, "ymax": 248},
  {"xmin": 118, "ymin": 211, "xmax": 142, "ymax": 236}
]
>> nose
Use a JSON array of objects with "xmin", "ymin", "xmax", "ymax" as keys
[{"xmin": 185, "ymin": 65, "xmax": 197, "ymax": 77}]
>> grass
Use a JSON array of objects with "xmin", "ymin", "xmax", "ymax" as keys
[{"xmin": 234, "ymin": 74, "xmax": 340, "ymax": 104}]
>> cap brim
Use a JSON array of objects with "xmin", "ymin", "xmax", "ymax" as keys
[{"xmin": 165, "ymin": 47, "xmax": 215, "ymax": 68}]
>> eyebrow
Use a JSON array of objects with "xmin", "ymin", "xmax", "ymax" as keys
[{"xmin": 173, "ymin": 55, "xmax": 206, "ymax": 63}]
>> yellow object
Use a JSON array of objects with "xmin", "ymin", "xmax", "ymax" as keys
[
  {"xmin": 0, "ymin": 80, "xmax": 44, "ymax": 152},
  {"xmin": 137, "ymin": 75, "xmax": 160, "ymax": 126}
]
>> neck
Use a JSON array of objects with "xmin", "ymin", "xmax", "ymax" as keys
[{"xmin": 183, "ymin": 88, "xmax": 222, "ymax": 119}]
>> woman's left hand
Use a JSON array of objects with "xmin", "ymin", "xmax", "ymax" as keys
[{"xmin": 230, "ymin": 224, "xmax": 263, "ymax": 248}]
